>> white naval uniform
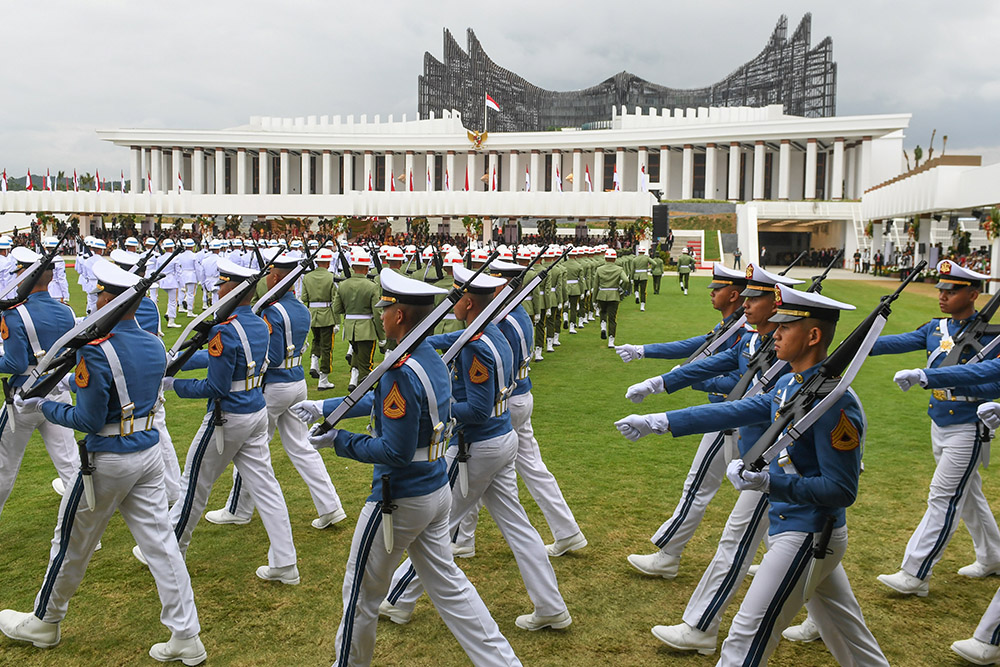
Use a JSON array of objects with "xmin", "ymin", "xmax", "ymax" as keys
[
  {"xmin": 47, "ymin": 256, "xmax": 70, "ymax": 303},
  {"xmin": 157, "ymin": 253, "xmax": 182, "ymax": 320}
]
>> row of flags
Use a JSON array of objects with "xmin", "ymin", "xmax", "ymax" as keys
[
  {"xmin": 357, "ymin": 162, "xmax": 624, "ymax": 193},
  {"xmin": 0, "ymin": 168, "xmax": 188, "ymax": 194}
]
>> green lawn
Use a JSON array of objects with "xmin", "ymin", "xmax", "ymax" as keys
[{"xmin": 0, "ymin": 271, "xmax": 993, "ymax": 665}]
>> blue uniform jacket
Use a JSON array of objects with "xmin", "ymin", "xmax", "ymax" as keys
[
  {"xmin": 643, "ymin": 311, "xmax": 745, "ymax": 360},
  {"xmin": 324, "ymin": 340, "xmax": 450, "ymax": 502},
  {"xmin": 501, "ymin": 305, "xmax": 534, "ymax": 397},
  {"xmin": 42, "ymin": 319, "xmax": 165, "ymax": 454},
  {"xmin": 260, "ymin": 292, "xmax": 311, "ymax": 384},
  {"xmin": 427, "ymin": 323, "xmax": 514, "ymax": 442},
  {"xmin": 920, "ymin": 355, "xmax": 1000, "ymax": 397},
  {"xmin": 0, "ymin": 291, "xmax": 76, "ymax": 387},
  {"xmin": 135, "ymin": 297, "xmax": 161, "ymax": 336},
  {"xmin": 174, "ymin": 305, "xmax": 268, "ymax": 414},
  {"xmin": 667, "ymin": 363, "xmax": 865, "ymax": 534},
  {"xmin": 871, "ymin": 315, "xmax": 997, "ymax": 425}
]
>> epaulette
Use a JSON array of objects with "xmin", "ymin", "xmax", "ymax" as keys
[
  {"xmin": 470, "ymin": 333, "xmax": 482, "ymax": 341},
  {"xmin": 220, "ymin": 315, "xmax": 238, "ymax": 325},
  {"xmin": 87, "ymin": 334, "xmax": 114, "ymax": 345},
  {"xmin": 391, "ymin": 354, "xmax": 411, "ymax": 369}
]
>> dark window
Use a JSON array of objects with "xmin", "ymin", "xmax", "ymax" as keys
[{"xmin": 693, "ymin": 153, "xmax": 706, "ymax": 199}]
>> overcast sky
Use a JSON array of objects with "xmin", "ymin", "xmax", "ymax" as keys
[{"xmin": 2, "ymin": 0, "xmax": 999, "ymax": 177}]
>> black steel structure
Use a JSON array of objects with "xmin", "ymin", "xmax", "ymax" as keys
[{"xmin": 418, "ymin": 14, "xmax": 836, "ymax": 132}]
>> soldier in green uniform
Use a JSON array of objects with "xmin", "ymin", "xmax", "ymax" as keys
[
  {"xmin": 651, "ymin": 250, "xmax": 665, "ymax": 294},
  {"xmin": 677, "ymin": 247, "xmax": 696, "ymax": 295},
  {"xmin": 433, "ymin": 250, "xmax": 465, "ymax": 335},
  {"xmin": 564, "ymin": 247, "xmax": 585, "ymax": 334},
  {"xmin": 596, "ymin": 248, "xmax": 630, "ymax": 348},
  {"xmin": 633, "ymin": 245, "xmax": 651, "ymax": 311},
  {"xmin": 332, "ymin": 247, "xmax": 384, "ymax": 391},
  {"xmin": 302, "ymin": 248, "xmax": 340, "ymax": 391},
  {"xmin": 531, "ymin": 248, "xmax": 550, "ymax": 358},
  {"xmin": 548, "ymin": 246, "xmax": 568, "ymax": 348},
  {"xmin": 585, "ymin": 246, "xmax": 599, "ymax": 322}
]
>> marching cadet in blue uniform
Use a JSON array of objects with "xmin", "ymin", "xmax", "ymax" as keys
[
  {"xmin": 0, "ymin": 261, "xmax": 205, "ymax": 665},
  {"xmin": 378, "ymin": 265, "xmax": 571, "ymax": 632},
  {"xmin": 207, "ymin": 251, "xmax": 346, "ymax": 530},
  {"xmin": 451, "ymin": 259, "xmax": 587, "ymax": 559},
  {"xmin": 618, "ymin": 263, "xmax": 777, "ymax": 578},
  {"xmin": 290, "ymin": 269, "xmax": 521, "ymax": 667},
  {"xmin": 615, "ymin": 285, "xmax": 889, "ymax": 666},
  {"xmin": 107, "ymin": 249, "xmax": 182, "ymax": 505},
  {"xmin": 870, "ymin": 260, "xmax": 1000, "ymax": 597},
  {"xmin": 0, "ymin": 246, "xmax": 79, "ymax": 514},
  {"xmin": 139, "ymin": 258, "xmax": 299, "ymax": 586}
]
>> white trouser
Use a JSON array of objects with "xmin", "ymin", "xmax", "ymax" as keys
[
  {"xmin": 454, "ymin": 391, "xmax": 580, "ymax": 546},
  {"xmin": 85, "ymin": 291, "xmax": 97, "ymax": 314},
  {"xmin": 170, "ymin": 408, "xmax": 296, "ymax": 568},
  {"xmin": 166, "ymin": 288, "xmax": 179, "ymax": 319},
  {"xmin": 385, "ymin": 431, "xmax": 566, "ymax": 618},
  {"xmin": 201, "ymin": 283, "xmax": 214, "ymax": 308},
  {"xmin": 683, "ymin": 489, "xmax": 769, "ymax": 634},
  {"xmin": 224, "ymin": 380, "xmax": 342, "ymax": 519},
  {"xmin": 33, "ymin": 446, "xmax": 200, "ymax": 638},
  {"xmin": 718, "ymin": 527, "xmax": 888, "ymax": 667},
  {"xmin": 334, "ymin": 484, "xmax": 520, "ymax": 667},
  {"xmin": 183, "ymin": 283, "xmax": 197, "ymax": 310},
  {"xmin": 148, "ymin": 285, "xmax": 158, "ymax": 304},
  {"xmin": 0, "ymin": 387, "xmax": 78, "ymax": 516},
  {"xmin": 153, "ymin": 400, "xmax": 181, "ymax": 505},
  {"xmin": 974, "ymin": 586, "xmax": 1000, "ymax": 646},
  {"xmin": 901, "ymin": 422, "xmax": 1000, "ymax": 580},
  {"xmin": 650, "ymin": 430, "xmax": 726, "ymax": 556}
]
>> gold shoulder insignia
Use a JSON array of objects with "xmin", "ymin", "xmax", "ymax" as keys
[
  {"xmin": 208, "ymin": 332, "xmax": 224, "ymax": 358},
  {"xmin": 831, "ymin": 410, "xmax": 860, "ymax": 451},
  {"xmin": 75, "ymin": 357, "xmax": 89, "ymax": 388},
  {"xmin": 0, "ymin": 317, "xmax": 7, "ymax": 341},
  {"xmin": 262, "ymin": 314, "xmax": 273, "ymax": 335},
  {"xmin": 469, "ymin": 355, "xmax": 490, "ymax": 384},
  {"xmin": 383, "ymin": 381, "xmax": 406, "ymax": 419}
]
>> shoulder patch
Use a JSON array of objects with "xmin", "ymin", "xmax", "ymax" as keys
[
  {"xmin": 391, "ymin": 354, "xmax": 411, "ymax": 369},
  {"xmin": 470, "ymin": 332, "xmax": 482, "ymax": 341},
  {"xmin": 75, "ymin": 357, "xmax": 90, "ymax": 388},
  {"xmin": 220, "ymin": 315, "xmax": 238, "ymax": 325},
  {"xmin": 87, "ymin": 334, "xmax": 113, "ymax": 346},
  {"xmin": 208, "ymin": 332, "xmax": 224, "ymax": 357},
  {"xmin": 0, "ymin": 317, "xmax": 7, "ymax": 341},
  {"xmin": 383, "ymin": 381, "xmax": 407, "ymax": 419},
  {"xmin": 469, "ymin": 355, "xmax": 490, "ymax": 384},
  {"xmin": 262, "ymin": 314, "xmax": 273, "ymax": 334},
  {"xmin": 831, "ymin": 410, "xmax": 860, "ymax": 451}
]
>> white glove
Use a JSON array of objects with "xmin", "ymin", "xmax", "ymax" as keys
[
  {"xmin": 56, "ymin": 372, "xmax": 74, "ymax": 394},
  {"xmin": 291, "ymin": 399, "xmax": 325, "ymax": 424},
  {"xmin": 978, "ymin": 402, "xmax": 1000, "ymax": 431},
  {"xmin": 727, "ymin": 459, "xmax": 770, "ymax": 493},
  {"xmin": 308, "ymin": 423, "xmax": 340, "ymax": 448},
  {"xmin": 614, "ymin": 413, "xmax": 670, "ymax": 441},
  {"xmin": 625, "ymin": 375, "xmax": 665, "ymax": 403},
  {"xmin": 533, "ymin": 313, "xmax": 541, "ymax": 324},
  {"xmin": 161, "ymin": 376, "xmax": 175, "ymax": 393},
  {"xmin": 615, "ymin": 344, "xmax": 645, "ymax": 363},
  {"xmin": 334, "ymin": 324, "xmax": 341, "ymax": 334},
  {"xmin": 546, "ymin": 308, "xmax": 552, "ymax": 317},
  {"xmin": 14, "ymin": 395, "xmax": 45, "ymax": 414},
  {"xmin": 893, "ymin": 368, "xmax": 927, "ymax": 392}
]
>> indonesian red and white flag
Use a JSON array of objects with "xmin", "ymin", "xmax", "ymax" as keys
[
  {"xmin": 74, "ymin": 169, "xmax": 79, "ymax": 192},
  {"xmin": 1, "ymin": 169, "xmax": 6, "ymax": 193},
  {"xmin": 26, "ymin": 169, "xmax": 33, "ymax": 191},
  {"xmin": 612, "ymin": 163, "xmax": 620, "ymax": 191},
  {"xmin": 367, "ymin": 171, "xmax": 373, "ymax": 191},
  {"xmin": 44, "ymin": 169, "xmax": 50, "ymax": 191},
  {"xmin": 485, "ymin": 93, "xmax": 500, "ymax": 113},
  {"xmin": 146, "ymin": 170, "xmax": 151, "ymax": 193},
  {"xmin": 464, "ymin": 169, "xmax": 469, "ymax": 192},
  {"xmin": 524, "ymin": 165, "xmax": 530, "ymax": 192},
  {"xmin": 426, "ymin": 167, "xmax": 432, "ymax": 191},
  {"xmin": 120, "ymin": 170, "xmax": 126, "ymax": 193},
  {"xmin": 96, "ymin": 170, "xmax": 102, "ymax": 192},
  {"xmin": 585, "ymin": 164, "xmax": 593, "ymax": 192},
  {"xmin": 490, "ymin": 166, "xmax": 497, "ymax": 192},
  {"xmin": 640, "ymin": 164, "xmax": 648, "ymax": 191},
  {"xmin": 390, "ymin": 171, "xmax": 396, "ymax": 192},
  {"xmin": 408, "ymin": 169, "xmax": 413, "ymax": 192},
  {"xmin": 176, "ymin": 171, "xmax": 183, "ymax": 193},
  {"xmin": 445, "ymin": 168, "xmax": 450, "ymax": 191},
  {"xmin": 555, "ymin": 165, "xmax": 562, "ymax": 192}
]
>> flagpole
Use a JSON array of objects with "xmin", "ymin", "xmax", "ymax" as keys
[{"xmin": 483, "ymin": 93, "xmax": 487, "ymax": 134}]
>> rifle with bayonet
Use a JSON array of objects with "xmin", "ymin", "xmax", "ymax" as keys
[
  {"xmin": 0, "ymin": 226, "xmax": 72, "ymax": 307},
  {"xmin": 18, "ymin": 244, "xmax": 185, "ymax": 401},
  {"xmin": 741, "ymin": 260, "xmax": 927, "ymax": 473},
  {"xmin": 780, "ymin": 250, "xmax": 807, "ymax": 275},
  {"xmin": 332, "ymin": 237, "xmax": 352, "ymax": 279},
  {"xmin": 312, "ymin": 252, "xmax": 501, "ymax": 436}
]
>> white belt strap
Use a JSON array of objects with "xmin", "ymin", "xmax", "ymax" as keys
[
  {"xmin": 13, "ymin": 305, "xmax": 44, "ymax": 371},
  {"xmin": 229, "ymin": 319, "xmax": 263, "ymax": 384},
  {"xmin": 404, "ymin": 356, "xmax": 453, "ymax": 462},
  {"xmin": 566, "ymin": 279, "xmax": 579, "ymax": 284},
  {"xmin": 308, "ymin": 301, "xmax": 331, "ymax": 308},
  {"xmin": 927, "ymin": 318, "xmax": 953, "ymax": 367},
  {"xmin": 599, "ymin": 287, "xmax": 618, "ymax": 291},
  {"xmin": 271, "ymin": 302, "xmax": 305, "ymax": 369},
  {"xmin": 345, "ymin": 314, "xmax": 372, "ymax": 320}
]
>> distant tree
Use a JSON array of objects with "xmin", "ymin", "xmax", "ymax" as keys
[
  {"xmin": 913, "ymin": 146, "xmax": 923, "ymax": 168},
  {"xmin": 79, "ymin": 172, "xmax": 95, "ymax": 190}
]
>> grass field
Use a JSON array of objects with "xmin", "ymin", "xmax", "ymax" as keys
[{"xmin": 0, "ymin": 270, "xmax": 995, "ymax": 666}]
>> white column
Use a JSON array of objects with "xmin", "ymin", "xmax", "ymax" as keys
[
  {"xmin": 363, "ymin": 151, "xmax": 373, "ymax": 191},
  {"xmin": 322, "ymin": 150, "xmax": 332, "ymax": 194},
  {"xmin": 594, "ymin": 148, "xmax": 604, "ymax": 192},
  {"xmin": 259, "ymin": 149, "xmax": 270, "ymax": 194},
  {"xmin": 728, "ymin": 142, "xmax": 740, "ymax": 201},
  {"xmin": 572, "ymin": 149, "xmax": 582, "ymax": 192},
  {"xmin": 405, "ymin": 151, "xmax": 415, "ymax": 191},
  {"xmin": 466, "ymin": 151, "xmax": 477, "ymax": 191},
  {"xmin": 425, "ymin": 151, "xmax": 436, "ymax": 192},
  {"xmin": 342, "ymin": 151, "xmax": 353, "ymax": 192},
  {"xmin": 172, "ymin": 148, "xmax": 182, "ymax": 192},
  {"xmin": 508, "ymin": 151, "xmax": 519, "ymax": 192},
  {"xmin": 301, "ymin": 150, "xmax": 311, "ymax": 195},
  {"xmin": 130, "ymin": 147, "xmax": 141, "ymax": 195},
  {"xmin": 192, "ymin": 148, "xmax": 204, "ymax": 194},
  {"xmin": 446, "ymin": 151, "xmax": 456, "ymax": 191},
  {"xmin": 832, "ymin": 137, "xmax": 845, "ymax": 200},
  {"xmin": 845, "ymin": 145, "xmax": 856, "ymax": 199},
  {"xmin": 215, "ymin": 148, "xmax": 225, "ymax": 195},
  {"xmin": 658, "ymin": 146, "xmax": 668, "ymax": 194},
  {"xmin": 529, "ymin": 150, "xmax": 541, "ymax": 192},
  {"xmin": 237, "ymin": 148, "xmax": 247, "ymax": 195},
  {"xmin": 279, "ymin": 149, "xmax": 290, "ymax": 195},
  {"xmin": 704, "ymin": 144, "xmax": 716, "ymax": 199},
  {"xmin": 805, "ymin": 138, "xmax": 818, "ymax": 199},
  {"xmin": 860, "ymin": 136, "xmax": 873, "ymax": 194},
  {"xmin": 551, "ymin": 150, "xmax": 561, "ymax": 192},
  {"xmin": 487, "ymin": 151, "xmax": 498, "ymax": 191},
  {"xmin": 615, "ymin": 148, "xmax": 625, "ymax": 191},
  {"xmin": 384, "ymin": 151, "xmax": 394, "ymax": 192},
  {"xmin": 681, "ymin": 144, "xmax": 693, "ymax": 200},
  {"xmin": 778, "ymin": 140, "xmax": 791, "ymax": 200},
  {"xmin": 636, "ymin": 147, "xmax": 647, "ymax": 191},
  {"xmin": 752, "ymin": 141, "xmax": 765, "ymax": 200}
]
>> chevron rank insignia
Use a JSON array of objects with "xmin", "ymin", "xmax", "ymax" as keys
[
  {"xmin": 208, "ymin": 332, "xmax": 224, "ymax": 357},
  {"xmin": 469, "ymin": 356, "xmax": 490, "ymax": 384},
  {"xmin": 383, "ymin": 382, "xmax": 406, "ymax": 419},
  {"xmin": 75, "ymin": 357, "xmax": 89, "ymax": 388},
  {"xmin": 831, "ymin": 410, "xmax": 860, "ymax": 451}
]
